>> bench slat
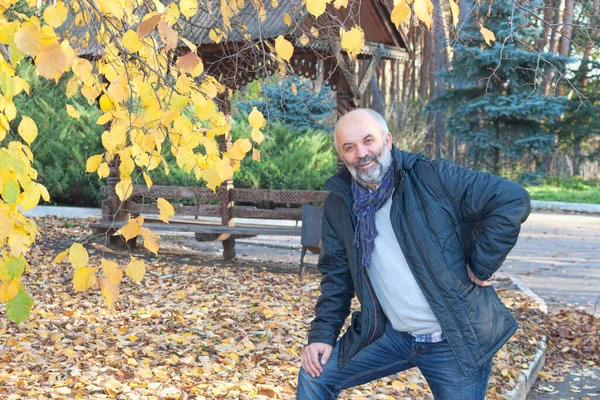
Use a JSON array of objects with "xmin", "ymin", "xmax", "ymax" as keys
[
  {"xmin": 129, "ymin": 203, "xmax": 222, "ymax": 217},
  {"xmin": 90, "ymin": 222, "xmax": 301, "ymax": 236}
]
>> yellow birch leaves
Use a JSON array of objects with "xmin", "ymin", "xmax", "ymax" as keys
[
  {"xmin": 248, "ymin": 107, "xmax": 266, "ymax": 145},
  {"xmin": 58, "ymin": 242, "xmax": 147, "ymax": 307}
]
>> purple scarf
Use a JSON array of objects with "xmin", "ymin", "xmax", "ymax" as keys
[{"xmin": 351, "ymin": 165, "xmax": 395, "ymax": 268}]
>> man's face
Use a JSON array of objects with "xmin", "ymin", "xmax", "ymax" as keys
[{"xmin": 335, "ymin": 111, "xmax": 393, "ymax": 187}]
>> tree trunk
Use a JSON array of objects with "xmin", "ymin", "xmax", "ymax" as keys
[
  {"xmin": 559, "ymin": 0, "xmax": 573, "ymax": 58},
  {"xmin": 431, "ymin": 0, "xmax": 449, "ymax": 159},
  {"xmin": 548, "ymin": 0, "xmax": 563, "ymax": 53},
  {"xmin": 556, "ymin": 0, "xmax": 573, "ymax": 94},
  {"xmin": 573, "ymin": 136, "xmax": 583, "ymax": 176},
  {"xmin": 369, "ymin": 72, "xmax": 384, "ymax": 115},
  {"xmin": 419, "ymin": 28, "xmax": 432, "ymax": 101},
  {"xmin": 409, "ymin": 24, "xmax": 419, "ymax": 101},
  {"xmin": 577, "ymin": 0, "xmax": 599, "ymax": 88},
  {"xmin": 537, "ymin": 0, "xmax": 555, "ymax": 52},
  {"xmin": 402, "ymin": 57, "xmax": 411, "ymax": 103}
]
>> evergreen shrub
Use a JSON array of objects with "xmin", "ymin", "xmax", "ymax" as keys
[{"xmin": 11, "ymin": 61, "xmax": 105, "ymax": 206}]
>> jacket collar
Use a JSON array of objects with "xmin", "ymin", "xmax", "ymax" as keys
[{"xmin": 325, "ymin": 146, "xmax": 427, "ymax": 202}]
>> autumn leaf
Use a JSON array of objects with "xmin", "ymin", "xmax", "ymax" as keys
[
  {"xmin": 18, "ymin": 116, "xmax": 37, "ymax": 145},
  {"xmin": 68, "ymin": 243, "xmax": 88, "ymax": 269},
  {"xmin": 35, "ymin": 42, "xmax": 69, "ymax": 80},
  {"xmin": 43, "ymin": 1, "xmax": 68, "ymax": 28},
  {"xmin": 449, "ymin": 0, "xmax": 459, "ymax": 26},
  {"xmin": 15, "ymin": 21, "xmax": 41, "ymax": 56},
  {"xmin": 73, "ymin": 267, "xmax": 97, "ymax": 291},
  {"xmin": 101, "ymin": 258, "xmax": 123, "ymax": 284},
  {"xmin": 126, "ymin": 257, "xmax": 145, "ymax": 282},
  {"xmin": 306, "ymin": 0, "xmax": 328, "ymax": 18},
  {"xmin": 176, "ymin": 52, "xmax": 204, "ymax": 76},
  {"xmin": 248, "ymin": 107, "xmax": 265, "ymax": 130},
  {"xmin": 6, "ymin": 284, "xmax": 33, "ymax": 324},
  {"xmin": 0, "ymin": 279, "xmax": 20, "ymax": 303},
  {"xmin": 115, "ymin": 178, "xmax": 133, "ymax": 201},
  {"xmin": 158, "ymin": 20, "xmax": 178, "ymax": 53},
  {"xmin": 85, "ymin": 154, "xmax": 103, "ymax": 173},
  {"xmin": 480, "ymin": 25, "xmax": 496, "ymax": 46},
  {"xmin": 391, "ymin": 0, "xmax": 411, "ymax": 28},
  {"xmin": 179, "ymin": 0, "xmax": 198, "ymax": 18},
  {"xmin": 157, "ymin": 198, "xmax": 175, "ymax": 223},
  {"xmin": 53, "ymin": 249, "xmax": 69, "ymax": 263},
  {"xmin": 101, "ymin": 277, "xmax": 120, "ymax": 307},
  {"xmin": 413, "ymin": 0, "xmax": 433, "ymax": 29},
  {"xmin": 275, "ymin": 35, "xmax": 294, "ymax": 62},
  {"xmin": 119, "ymin": 216, "xmax": 144, "ymax": 241},
  {"xmin": 122, "ymin": 30, "xmax": 142, "ymax": 53},
  {"xmin": 137, "ymin": 13, "xmax": 162, "ymax": 38},
  {"xmin": 97, "ymin": 162, "xmax": 110, "ymax": 179},
  {"xmin": 65, "ymin": 104, "xmax": 81, "ymax": 119},
  {"xmin": 5, "ymin": 256, "xmax": 25, "ymax": 280},
  {"xmin": 340, "ymin": 26, "xmax": 365, "ymax": 56},
  {"xmin": 139, "ymin": 226, "xmax": 160, "ymax": 254},
  {"xmin": 2, "ymin": 178, "xmax": 20, "ymax": 205}
]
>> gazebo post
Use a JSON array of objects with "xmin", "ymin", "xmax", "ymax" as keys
[
  {"xmin": 217, "ymin": 92, "xmax": 236, "ymax": 261},
  {"xmin": 335, "ymin": 71, "xmax": 358, "ymax": 169}
]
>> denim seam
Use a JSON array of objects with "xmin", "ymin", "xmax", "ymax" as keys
[{"xmin": 335, "ymin": 359, "xmax": 409, "ymax": 391}]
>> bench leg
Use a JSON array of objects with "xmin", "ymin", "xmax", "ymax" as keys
[
  {"xmin": 299, "ymin": 246, "xmax": 307, "ymax": 280},
  {"xmin": 222, "ymin": 238, "xmax": 235, "ymax": 261}
]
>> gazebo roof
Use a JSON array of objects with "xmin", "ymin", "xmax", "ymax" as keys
[{"xmin": 182, "ymin": 0, "xmax": 410, "ymax": 61}]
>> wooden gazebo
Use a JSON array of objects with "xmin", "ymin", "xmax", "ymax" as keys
[{"xmin": 95, "ymin": 1, "xmax": 411, "ymax": 262}]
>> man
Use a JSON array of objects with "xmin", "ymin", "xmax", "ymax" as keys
[{"xmin": 297, "ymin": 108, "xmax": 530, "ymax": 399}]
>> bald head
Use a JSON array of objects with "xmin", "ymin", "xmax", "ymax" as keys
[{"xmin": 334, "ymin": 109, "xmax": 390, "ymax": 152}]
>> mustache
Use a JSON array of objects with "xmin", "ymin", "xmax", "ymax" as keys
[{"xmin": 354, "ymin": 154, "xmax": 378, "ymax": 168}]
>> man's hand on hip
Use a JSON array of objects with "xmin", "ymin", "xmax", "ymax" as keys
[
  {"xmin": 301, "ymin": 343, "xmax": 333, "ymax": 378},
  {"xmin": 467, "ymin": 264, "xmax": 492, "ymax": 287}
]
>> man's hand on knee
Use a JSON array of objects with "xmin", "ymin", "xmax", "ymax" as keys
[{"xmin": 301, "ymin": 343, "xmax": 333, "ymax": 378}]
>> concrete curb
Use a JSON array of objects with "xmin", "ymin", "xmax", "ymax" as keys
[
  {"xmin": 530, "ymin": 200, "xmax": 600, "ymax": 214},
  {"xmin": 502, "ymin": 276, "xmax": 549, "ymax": 400}
]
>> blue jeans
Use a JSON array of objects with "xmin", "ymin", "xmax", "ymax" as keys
[{"xmin": 298, "ymin": 323, "xmax": 493, "ymax": 399}]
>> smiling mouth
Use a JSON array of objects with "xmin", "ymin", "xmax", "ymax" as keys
[{"xmin": 358, "ymin": 160, "xmax": 374, "ymax": 169}]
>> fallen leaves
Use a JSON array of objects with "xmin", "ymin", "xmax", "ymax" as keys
[{"xmin": 0, "ymin": 218, "xmax": 550, "ymax": 399}]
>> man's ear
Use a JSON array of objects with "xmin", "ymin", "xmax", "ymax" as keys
[{"xmin": 385, "ymin": 132, "xmax": 393, "ymax": 149}]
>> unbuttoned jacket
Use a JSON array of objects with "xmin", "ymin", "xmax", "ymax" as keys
[{"xmin": 307, "ymin": 147, "xmax": 531, "ymax": 376}]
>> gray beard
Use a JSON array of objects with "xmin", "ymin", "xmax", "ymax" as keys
[{"xmin": 347, "ymin": 146, "xmax": 393, "ymax": 187}]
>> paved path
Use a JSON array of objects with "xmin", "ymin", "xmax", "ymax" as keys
[{"xmin": 504, "ymin": 211, "xmax": 600, "ymax": 317}]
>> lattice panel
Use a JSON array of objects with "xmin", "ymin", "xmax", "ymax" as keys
[{"xmin": 131, "ymin": 185, "xmax": 220, "ymax": 201}]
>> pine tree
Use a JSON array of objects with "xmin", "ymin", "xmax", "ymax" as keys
[
  {"xmin": 435, "ymin": 0, "xmax": 567, "ymax": 175},
  {"xmin": 236, "ymin": 76, "xmax": 336, "ymax": 132}
]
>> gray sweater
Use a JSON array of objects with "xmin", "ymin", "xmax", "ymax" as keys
[{"xmin": 367, "ymin": 194, "xmax": 441, "ymax": 335}]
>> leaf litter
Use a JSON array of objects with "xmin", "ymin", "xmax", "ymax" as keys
[{"xmin": 0, "ymin": 217, "xmax": 549, "ymax": 399}]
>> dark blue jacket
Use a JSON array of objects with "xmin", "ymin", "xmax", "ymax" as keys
[{"xmin": 307, "ymin": 148, "xmax": 531, "ymax": 376}]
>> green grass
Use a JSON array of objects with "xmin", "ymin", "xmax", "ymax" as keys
[
  {"xmin": 526, "ymin": 186, "xmax": 600, "ymax": 204},
  {"xmin": 524, "ymin": 177, "xmax": 600, "ymax": 204}
]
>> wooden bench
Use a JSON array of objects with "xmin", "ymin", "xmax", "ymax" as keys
[{"xmin": 90, "ymin": 183, "xmax": 328, "ymax": 270}]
